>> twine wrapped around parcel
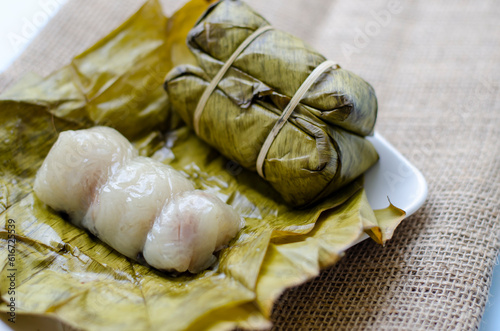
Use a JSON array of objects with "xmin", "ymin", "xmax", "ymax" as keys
[
  {"xmin": 192, "ymin": 25, "xmax": 339, "ymax": 179},
  {"xmin": 165, "ymin": 0, "xmax": 379, "ymax": 207}
]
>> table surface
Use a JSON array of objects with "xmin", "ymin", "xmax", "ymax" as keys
[{"xmin": 0, "ymin": 2, "xmax": 498, "ymax": 331}]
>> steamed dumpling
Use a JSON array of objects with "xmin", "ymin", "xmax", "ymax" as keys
[
  {"xmin": 34, "ymin": 126, "xmax": 243, "ymax": 273},
  {"xmin": 34, "ymin": 126, "xmax": 136, "ymax": 224},
  {"xmin": 84, "ymin": 157, "xmax": 195, "ymax": 260},
  {"xmin": 143, "ymin": 190, "xmax": 244, "ymax": 273}
]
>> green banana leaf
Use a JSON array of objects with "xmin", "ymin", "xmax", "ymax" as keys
[
  {"xmin": 0, "ymin": 0, "xmax": 405, "ymax": 330},
  {"xmin": 165, "ymin": 0, "xmax": 379, "ymax": 207}
]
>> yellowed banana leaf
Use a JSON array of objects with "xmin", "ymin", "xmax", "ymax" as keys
[
  {"xmin": 165, "ymin": 0, "xmax": 379, "ymax": 207},
  {"xmin": 0, "ymin": 0, "xmax": 405, "ymax": 330}
]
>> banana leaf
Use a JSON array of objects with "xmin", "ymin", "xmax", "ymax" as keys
[
  {"xmin": 0, "ymin": 0, "xmax": 405, "ymax": 330},
  {"xmin": 165, "ymin": 0, "xmax": 379, "ymax": 207}
]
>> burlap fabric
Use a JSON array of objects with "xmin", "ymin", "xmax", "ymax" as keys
[{"xmin": 1, "ymin": 0, "xmax": 499, "ymax": 330}]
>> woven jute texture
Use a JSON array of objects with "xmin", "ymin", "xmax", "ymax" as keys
[{"xmin": 1, "ymin": 0, "xmax": 499, "ymax": 330}]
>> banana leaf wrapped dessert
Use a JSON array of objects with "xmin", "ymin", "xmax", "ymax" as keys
[{"xmin": 165, "ymin": 0, "xmax": 379, "ymax": 207}]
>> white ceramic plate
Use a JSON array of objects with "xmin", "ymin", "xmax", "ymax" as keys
[
  {"xmin": 344, "ymin": 131, "xmax": 427, "ymax": 251},
  {"xmin": 365, "ymin": 132, "xmax": 428, "ymax": 215}
]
